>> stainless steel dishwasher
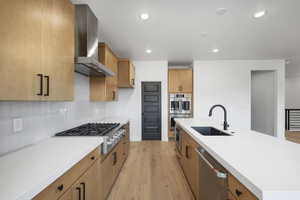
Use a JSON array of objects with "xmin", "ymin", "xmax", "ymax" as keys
[{"xmin": 195, "ymin": 147, "xmax": 228, "ymax": 200}]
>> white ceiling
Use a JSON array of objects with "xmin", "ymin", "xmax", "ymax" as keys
[{"xmin": 74, "ymin": 0, "xmax": 300, "ymax": 75}]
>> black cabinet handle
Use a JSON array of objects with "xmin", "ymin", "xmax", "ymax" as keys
[
  {"xmin": 44, "ymin": 75, "xmax": 49, "ymax": 96},
  {"xmin": 80, "ymin": 182, "xmax": 86, "ymax": 200},
  {"xmin": 112, "ymin": 91, "xmax": 116, "ymax": 100},
  {"xmin": 57, "ymin": 184, "xmax": 64, "ymax": 191},
  {"xmin": 36, "ymin": 74, "xmax": 43, "ymax": 96},
  {"xmin": 235, "ymin": 189, "xmax": 242, "ymax": 196},
  {"xmin": 131, "ymin": 79, "xmax": 135, "ymax": 86},
  {"xmin": 113, "ymin": 152, "xmax": 117, "ymax": 165},
  {"xmin": 76, "ymin": 187, "xmax": 81, "ymax": 200},
  {"xmin": 185, "ymin": 145, "xmax": 189, "ymax": 159}
]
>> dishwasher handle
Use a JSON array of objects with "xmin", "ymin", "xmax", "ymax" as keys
[{"xmin": 195, "ymin": 148, "xmax": 227, "ymax": 179}]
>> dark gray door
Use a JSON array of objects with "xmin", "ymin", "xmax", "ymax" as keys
[{"xmin": 142, "ymin": 82, "xmax": 162, "ymax": 140}]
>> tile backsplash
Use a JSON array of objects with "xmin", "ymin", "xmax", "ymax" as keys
[{"xmin": 0, "ymin": 73, "xmax": 106, "ymax": 156}]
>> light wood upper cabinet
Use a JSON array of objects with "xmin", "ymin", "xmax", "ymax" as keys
[
  {"xmin": 90, "ymin": 43, "xmax": 118, "ymax": 101},
  {"xmin": 168, "ymin": 69, "xmax": 193, "ymax": 93},
  {"xmin": 0, "ymin": 0, "xmax": 74, "ymax": 101},
  {"xmin": 42, "ymin": 0, "xmax": 75, "ymax": 101},
  {"xmin": 118, "ymin": 59, "xmax": 135, "ymax": 88}
]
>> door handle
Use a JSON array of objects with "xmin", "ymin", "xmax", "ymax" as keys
[
  {"xmin": 44, "ymin": 75, "xmax": 49, "ymax": 96},
  {"xmin": 36, "ymin": 74, "xmax": 43, "ymax": 96},
  {"xmin": 76, "ymin": 187, "xmax": 81, "ymax": 200},
  {"xmin": 80, "ymin": 182, "xmax": 86, "ymax": 200}
]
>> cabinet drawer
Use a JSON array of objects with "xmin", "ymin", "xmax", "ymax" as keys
[
  {"xmin": 33, "ymin": 147, "xmax": 100, "ymax": 200},
  {"xmin": 228, "ymin": 174, "xmax": 258, "ymax": 200}
]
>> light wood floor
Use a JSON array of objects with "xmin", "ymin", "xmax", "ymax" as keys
[
  {"xmin": 286, "ymin": 131, "xmax": 300, "ymax": 144},
  {"xmin": 107, "ymin": 141, "xmax": 194, "ymax": 200}
]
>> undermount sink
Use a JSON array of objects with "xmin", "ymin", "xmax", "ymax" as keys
[{"xmin": 191, "ymin": 126, "xmax": 231, "ymax": 136}]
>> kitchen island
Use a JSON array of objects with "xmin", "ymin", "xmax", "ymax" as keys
[{"xmin": 175, "ymin": 118, "xmax": 300, "ymax": 200}]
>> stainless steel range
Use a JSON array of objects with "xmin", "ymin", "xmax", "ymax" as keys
[{"xmin": 55, "ymin": 123, "xmax": 126, "ymax": 154}]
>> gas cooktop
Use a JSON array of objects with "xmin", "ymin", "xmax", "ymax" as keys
[{"xmin": 55, "ymin": 123, "xmax": 120, "ymax": 136}]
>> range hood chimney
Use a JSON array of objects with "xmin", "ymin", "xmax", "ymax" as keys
[{"xmin": 75, "ymin": 5, "xmax": 114, "ymax": 77}]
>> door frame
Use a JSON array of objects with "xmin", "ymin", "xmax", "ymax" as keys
[{"xmin": 141, "ymin": 81, "xmax": 162, "ymax": 140}]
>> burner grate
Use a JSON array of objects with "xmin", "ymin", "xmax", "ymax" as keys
[{"xmin": 55, "ymin": 123, "xmax": 120, "ymax": 136}]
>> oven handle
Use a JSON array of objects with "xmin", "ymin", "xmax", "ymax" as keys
[{"xmin": 195, "ymin": 148, "xmax": 227, "ymax": 179}]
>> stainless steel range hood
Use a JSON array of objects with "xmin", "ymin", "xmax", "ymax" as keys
[{"xmin": 75, "ymin": 5, "xmax": 114, "ymax": 77}]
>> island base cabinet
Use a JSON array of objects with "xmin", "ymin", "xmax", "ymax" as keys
[
  {"xmin": 58, "ymin": 161, "xmax": 100, "ymax": 200},
  {"xmin": 228, "ymin": 174, "xmax": 258, "ymax": 200},
  {"xmin": 180, "ymin": 130, "xmax": 200, "ymax": 200}
]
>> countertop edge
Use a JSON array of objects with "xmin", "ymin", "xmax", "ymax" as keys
[
  {"xmin": 175, "ymin": 119, "xmax": 264, "ymax": 200},
  {"xmin": 18, "ymin": 142, "xmax": 101, "ymax": 200}
]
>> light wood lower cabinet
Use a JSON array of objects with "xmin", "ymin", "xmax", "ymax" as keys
[
  {"xmin": 228, "ymin": 174, "xmax": 258, "ymax": 200},
  {"xmin": 100, "ymin": 123, "xmax": 130, "ymax": 199},
  {"xmin": 59, "ymin": 161, "xmax": 100, "ymax": 200},
  {"xmin": 177, "ymin": 125, "xmax": 258, "ymax": 200},
  {"xmin": 180, "ymin": 130, "xmax": 200, "ymax": 200},
  {"xmin": 228, "ymin": 191, "xmax": 238, "ymax": 200},
  {"xmin": 33, "ymin": 148, "xmax": 100, "ymax": 200}
]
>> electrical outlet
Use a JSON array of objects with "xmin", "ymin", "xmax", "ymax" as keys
[{"xmin": 13, "ymin": 118, "xmax": 23, "ymax": 133}]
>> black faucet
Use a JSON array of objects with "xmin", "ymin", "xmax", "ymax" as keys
[{"xmin": 208, "ymin": 104, "xmax": 229, "ymax": 130}]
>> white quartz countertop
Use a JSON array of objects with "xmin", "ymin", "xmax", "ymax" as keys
[
  {"xmin": 175, "ymin": 118, "xmax": 300, "ymax": 200},
  {"xmin": 0, "ymin": 137, "xmax": 103, "ymax": 200}
]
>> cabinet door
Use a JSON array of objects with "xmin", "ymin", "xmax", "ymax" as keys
[
  {"xmin": 180, "ymin": 130, "xmax": 200, "ymax": 200},
  {"xmin": 180, "ymin": 69, "xmax": 193, "ymax": 93},
  {"xmin": 0, "ymin": 0, "xmax": 43, "ymax": 101},
  {"xmin": 58, "ymin": 163, "xmax": 99, "ymax": 200},
  {"xmin": 57, "ymin": 187, "xmax": 77, "ymax": 200},
  {"xmin": 80, "ymin": 162, "xmax": 99, "ymax": 200},
  {"xmin": 129, "ymin": 62, "xmax": 135, "ymax": 87},
  {"xmin": 90, "ymin": 43, "xmax": 118, "ymax": 101},
  {"xmin": 168, "ymin": 69, "xmax": 193, "ymax": 93},
  {"xmin": 106, "ymin": 54, "xmax": 118, "ymax": 101},
  {"xmin": 100, "ymin": 150, "xmax": 116, "ymax": 199},
  {"xmin": 42, "ymin": 0, "xmax": 74, "ymax": 101},
  {"xmin": 186, "ymin": 141, "xmax": 199, "ymax": 199}
]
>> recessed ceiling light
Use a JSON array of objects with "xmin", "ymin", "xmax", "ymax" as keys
[
  {"xmin": 146, "ymin": 49, "xmax": 152, "ymax": 54},
  {"xmin": 140, "ymin": 13, "xmax": 149, "ymax": 21},
  {"xmin": 253, "ymin": 10, "xmax": 267, "ymax": 18},
  {"xmin": 211, "ymin": 48, "xmax": 220, "ymax": 53},
  {"xmin": 216, "ymin": 8, "xmax": 228, "ymax": 16}
]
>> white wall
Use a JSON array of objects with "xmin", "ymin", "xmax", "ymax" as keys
[
  {"xmin": 286, "ymin": 75, "xmax": 300, "ymax": 108},
  {"xmin": 0, "ymin": 73, "xmax": 106, "ymax": 155},
  {"xmin": 193, "ymin": 60, "xmax": 285, "ymax": 139},
  {"xmin": 251, "ymin": 71, "xmax": 275, "ymax": 136},
  {"xmin": 105, "ymin": 61, "xmax": 168, "ymax": 141}
]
